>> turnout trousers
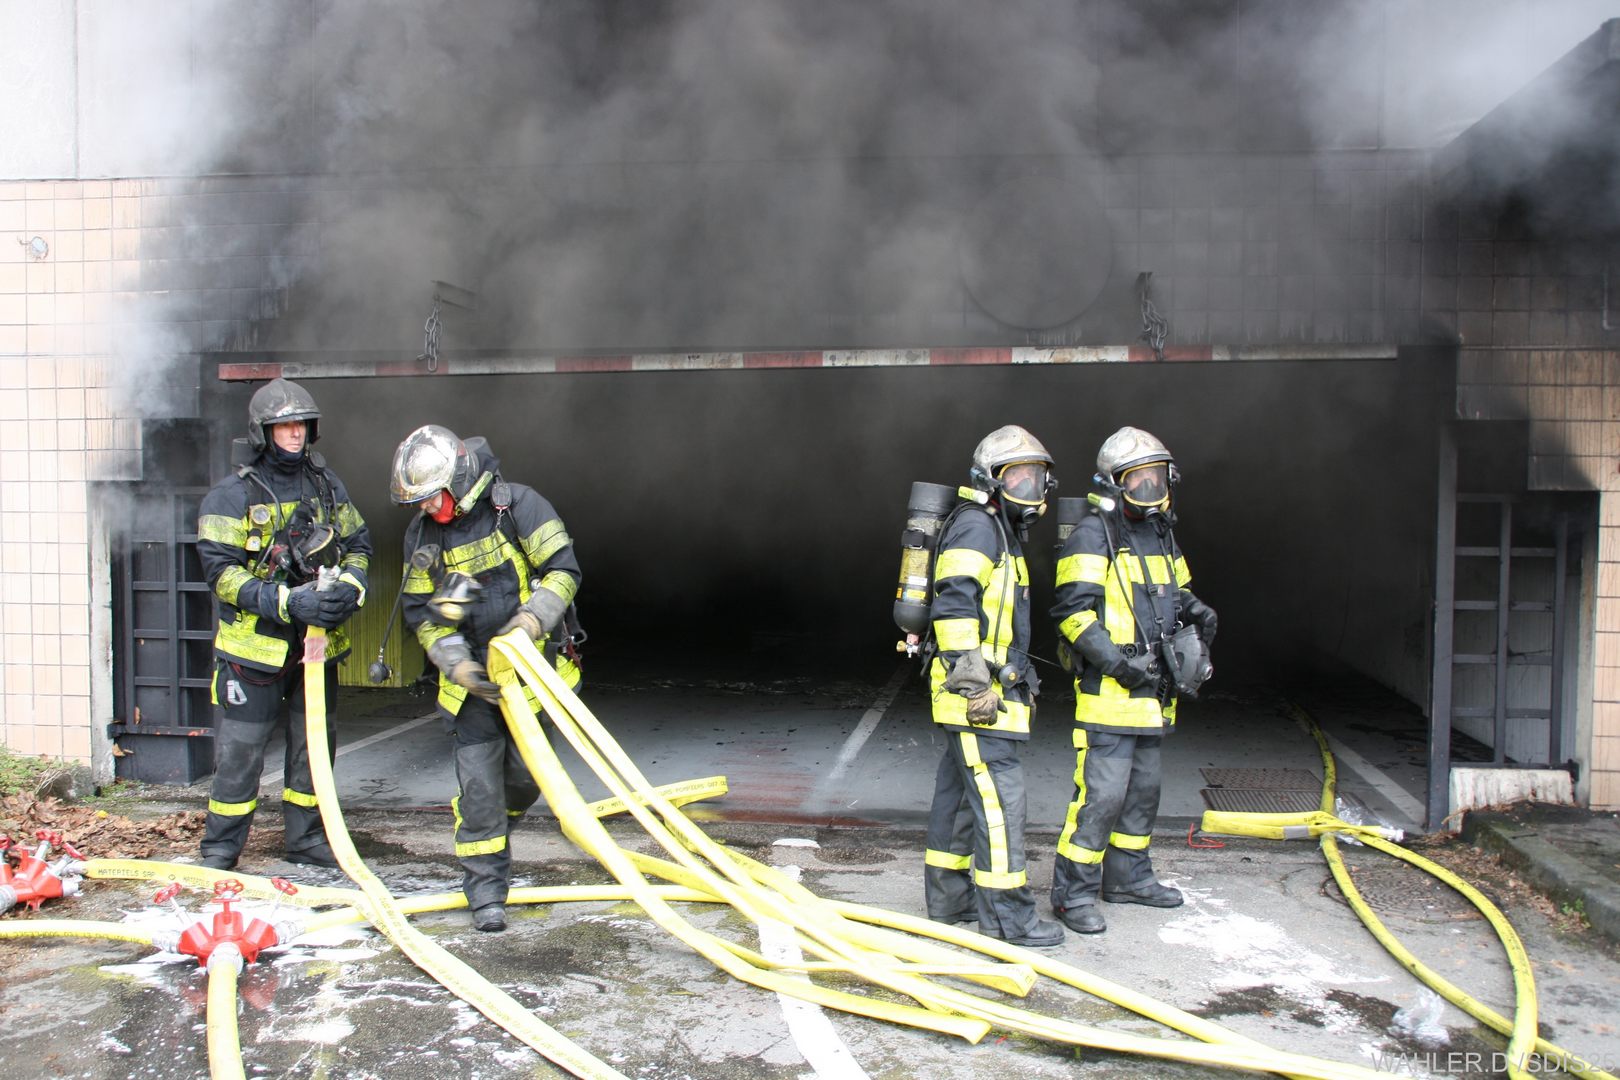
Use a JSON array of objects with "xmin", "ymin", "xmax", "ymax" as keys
[
  {"xmin": 1051, "ymin": 729, "xmax": 1164, "ymax": 913},
  {"xmin": 923, "ymin": 730, "xmax": 1041, "ymax": 940},
  {"xmin": 201, "ymin": 658, "xmax": 338, "ymax": 864},
  {"xmin": 449, "ymin": 696, "xmax": 542, "ymax": 911}
]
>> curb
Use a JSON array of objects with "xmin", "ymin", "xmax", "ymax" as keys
[{"xmin": 1460, "ymin": 812, "xmax": 1620, "ymax": 948}]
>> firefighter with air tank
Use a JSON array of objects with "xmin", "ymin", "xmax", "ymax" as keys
[
  {"xmin": 196, "ymin": 378, "xmax": 371, "ymax": 872},
  {"xmin": 911, "ymin": 425, "xmax": 1066, "ymax": 948},
  {"xmin": 1048, "ymin": 426, "xmax": 1216, "ymax": 934},
  {"xmin": 390, "ymin": 423, "xmax": 584, "ymax": 933}
]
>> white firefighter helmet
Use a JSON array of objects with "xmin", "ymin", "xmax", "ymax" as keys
[
  {"xmin": 247, "ymin": 378, "xmax": 320, "ymax": 451},
  {"xmin": 390, "ymin": 424, "xmax": 467, "ymax": 506},
  {"xmin": 1096, "ymin": 425, "xmax": 1175, "ymax": 517}
]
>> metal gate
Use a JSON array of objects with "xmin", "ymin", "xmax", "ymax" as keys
[
  {"xmin": 108, "ymin": 421, "xmax": 217, "ymax": 784},
  {"xmin": 1429, "ymin": 442, "xmax": 1583, "ymax": 826}
]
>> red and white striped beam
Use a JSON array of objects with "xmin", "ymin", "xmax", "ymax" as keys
[{"xmin": 218, "ymin": 344, "xmax": 1397, "ymax": 381}]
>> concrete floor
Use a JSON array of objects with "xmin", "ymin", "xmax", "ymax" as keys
[{"xmin": 248, "ymin": 653, "xmax": 1432, "ymax": 838}]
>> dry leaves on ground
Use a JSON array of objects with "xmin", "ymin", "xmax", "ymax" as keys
[{"xmin": 0, "ymin": 794, "xmax": 205, "ymax": 860}]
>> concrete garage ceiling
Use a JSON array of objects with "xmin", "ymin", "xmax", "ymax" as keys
[{"xmin": 958, "ymin": 173, "xmax": 1114, "ymax": 331}]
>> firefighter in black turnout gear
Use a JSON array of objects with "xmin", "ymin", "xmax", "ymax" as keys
[
  {"xmin": 1049, "ymin": 426, "xmax": 1218, "ymax": 934},
  {"xmin": 196, "ymin": 378, "xmax": 371, "ymax": 871},
  {"xmin": 392, "ymin": 424, "xmax": 582, "ymax": 933},
  {"xmin": 923, "ymin": 425, "xmax": 1066, "ymax": 948}
]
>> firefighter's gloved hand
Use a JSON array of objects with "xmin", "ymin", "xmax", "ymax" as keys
[
  {"xmin": 287, "ymin": 583, "xmax": 350, "ymax": 629},
  {"xmin": 944, "ymin": 651, "xmax": 1001, "ymax": 725},
  {"xmin": 497, "ymin": 588, "xmax": 567, "ymax": 642},
  {"xmin": 429, "ymin": 635, "xmax": 502, "ymax": 705},
  {"xmin": 1105, "ymin": 652, "xmax": 1157, "ymax": 690},
  {"xmin": 326, "ymin": 579, "xmax": 363, "ymax": 621},
  {"xmin": 1181, "ymin": 592, "xmax": 1218, "ymax": 647}
]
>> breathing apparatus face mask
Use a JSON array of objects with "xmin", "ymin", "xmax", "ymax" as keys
[
  {"xmin": 1119, "ymin": 462, "xmax": 1170, "ymax": 518},
  {"xmin": 997, "ymin": 461, "xmax": 1052, "ymax": 527}
]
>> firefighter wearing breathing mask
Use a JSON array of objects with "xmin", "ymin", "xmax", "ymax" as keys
[
  {"xmin": 1048, "ymin": 426, "xmax": 1218, "ymax": 935},
  {"xmin": 923, "ymin": 425, "xmax": 1066, "ymax": 949},
  {"xmin": 196, "ymin": 378, "xmax": 372, "ymax": 872},
  {"xmin": 391, "ymin": 424, "xmax": 583, "ymax": 934}
]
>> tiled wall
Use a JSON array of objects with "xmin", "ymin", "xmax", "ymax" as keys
[
  {"xmin": 0, "ymin": 180, "xmax": 127, "ymax": 766},
  {"xmin": 1454, "ymin": 345, "xmax": 1620, "ymax": 808}
]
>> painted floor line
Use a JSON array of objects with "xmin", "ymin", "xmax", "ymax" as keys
[
  {"xmin": 757, "ymin": 913, "xmax": 871, "ymax": 1080},
  {"xmin": 260, "ymin": 712, "xmax": 440, "ymax": 791},
  {"xmin": 821, "ymin": 664, "xmax": 912, "ymax": 790},
  {"xmin": 1321, "ymin": 730, "xmax": 1427, "ymax": 827}
]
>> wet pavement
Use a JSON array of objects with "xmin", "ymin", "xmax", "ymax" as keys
[{"xmin": 5, "ymin": 660, "xmax": 1620, "ymax": 1078}]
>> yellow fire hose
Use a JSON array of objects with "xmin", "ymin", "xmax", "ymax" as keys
[
  {"xmin": 487, "ymin": 630, "xmax": 1396, "ymax": 1080},
  {"xmin": 299, "ymin": 628, "xmax": 629, "ymax": 1080},
  {"xmin": 205, "ymin": 950, "xmax": 246, "ymax": 1080},
  {"xmin": 1197, "ymin": 703, "xmax": 1615, "ymax": 1080}
]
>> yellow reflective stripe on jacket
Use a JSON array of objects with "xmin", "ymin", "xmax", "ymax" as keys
[
  {"xmin": 932, "ymin": 617, "xmax": 980, "ymax": 652},
  {"xmin": 983, "ymin": 554, "xmax": 1026, "ymax": 656},
  {"xmin": 209, "ymin": 797, "xmax": 257, "ymax": 817},
  {"xmin": 215, "ymin": 613, "xmax": 291, "ymax": 668},
  {"xmin": 404, "ymin": 563, "xmax": 434, "ymax": 594},
  {"xmin": 924, "ymin": 849, "xmax": 971, "ymax": 871},
  {"xmin": 1110, "ymin": 831, "xmax": 1151, "ymax": 851},
  {"xmin": 523, "ymin": 519, "xmax": 570, "ymax": 567},
  {"xmin": 198, "ymin": 514, "xmax": 248, "ymax": 546},
  {"xmin": 1074, "ymin": 691, "xmax": 1169, "ymax": 730},
  {"xmin": 1174, "ymin": 554, "xmax": 1190, "ymax": 588},
  {"xmin": 934, "ymin": 547, "xmax": 994, "ymax": 586},
  {"xmin": 928, "ymin": 663, "xmax": 1031, "ymax": 736},
  {"xmin": 538, "ymin": 569, "xmax": 578, "ymax": 607},
  {"xmin": 443, "ymin": 530, "xmax": 528, "ymax": 580},
  {"xmin": 334, "ymin": 501, "xmax": 366, "ymax": 539},
  {"xmin": 215, "ymin": 566, "xmax": 257, "ymax": 607},
  {"xmin": 283, "ymin": 787, "xmax": 319, "ymax": 808},
  {"xmin": 1058, "ymin": 609, "xmax": 1097, "ymax": 643},
  {"xmin": 1055, "ymin": 551, "xmax": 1109, "ymax": 586},
  {"xmin": 416, "ymin": 622, "xmax": 457, "ymax": 653}
]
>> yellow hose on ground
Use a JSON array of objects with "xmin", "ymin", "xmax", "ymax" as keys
[
  {"xmin": 1196, "ymin": 703, "xmax": 1612, "ymax": 1080},
  {"xmin": 489, "ymin": 631, "xmax": 1395, "ymax": 1080},
  {"xmin": 0, "ymin": 918, "xmax": 156, "ymax": 945},
  {"xmin": 206, "ymin": 953, "xmax": 246, "ymax": 1080},
  {"xmin": 300, "ymin": 628, "xmax": 626, "ymax": 1080}
]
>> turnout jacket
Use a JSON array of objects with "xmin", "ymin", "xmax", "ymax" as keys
[
  {"xmin": 197, "ymin": 451, "xmax": 372, "ymax": 673},
  {"xmin": 1052, "ymin": 506, "xmax": 1194, "ymax": 733},
  {"xmin": 402, "ymin": 445, "xmax": 581, "ymax": 718},
  {"xmin": 927, "ymin": 502, "xmax": 1035, "ymax": 739}
]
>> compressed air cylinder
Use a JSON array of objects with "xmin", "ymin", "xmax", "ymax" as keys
[
  {"xmin": 893, "ymin": 482, "xmax": 958, "ymax": 637},
  {"xmin": 1054, "ymin": 496, "xmax": 1089, "ymax": 550}
]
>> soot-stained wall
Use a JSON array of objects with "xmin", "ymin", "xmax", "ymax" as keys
[{"xmin": 208, "ymin": 354, "xmax": 1442, "ymax": 703}]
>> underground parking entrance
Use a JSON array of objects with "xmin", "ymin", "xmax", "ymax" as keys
[{"xmin": 106, "ymin": 347, "xmax": 1592, "ymax": 835}]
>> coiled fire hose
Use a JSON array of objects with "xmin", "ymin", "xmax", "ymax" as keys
[{"xmin": 1197, "ymin": 702, "xmax": 1615, "ymax": 1080}]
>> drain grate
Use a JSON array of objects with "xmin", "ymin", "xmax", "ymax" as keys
[
  {"xmin": 1201, "ymin": 768, "xmax": 1323, "ymax": 789},
  {"xmin": 1200, "ymin": 788, "xmax": 1370, "ymax": 814}
]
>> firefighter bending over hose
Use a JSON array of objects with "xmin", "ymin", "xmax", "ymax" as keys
[
  {"xmin": 923, "ymin": 425, "xmax": 1066, "ymax": 948},
  {"xmin": 1049, "ymin": 426, "xmax": 1217, "ymax": 934},
  {"xmin": 391, "ymin": 424, "xmax": 584, "ymax": 933},
  {"xmin": 197, "ymin": 378, "xmax": 371, "ymax": 871}
]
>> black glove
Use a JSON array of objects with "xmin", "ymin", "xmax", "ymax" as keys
[
  {"xmin": 1182, "ymin": 593, "xmax": 1218, "ymax": 647},
  {"xmin": 1104, "ymin": 651, "xmax": 1157, "ymax": 690},
  {"xmin": 428, "ymin": 635, "xmax": 502, "ymax": 705},
  {"xmin": 327, "ymin": 579, "xmax": 363, "ymax": 621},
  {"xmin": 286, "ymin": 583, "xmax": 350, "ymax": 629}
]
